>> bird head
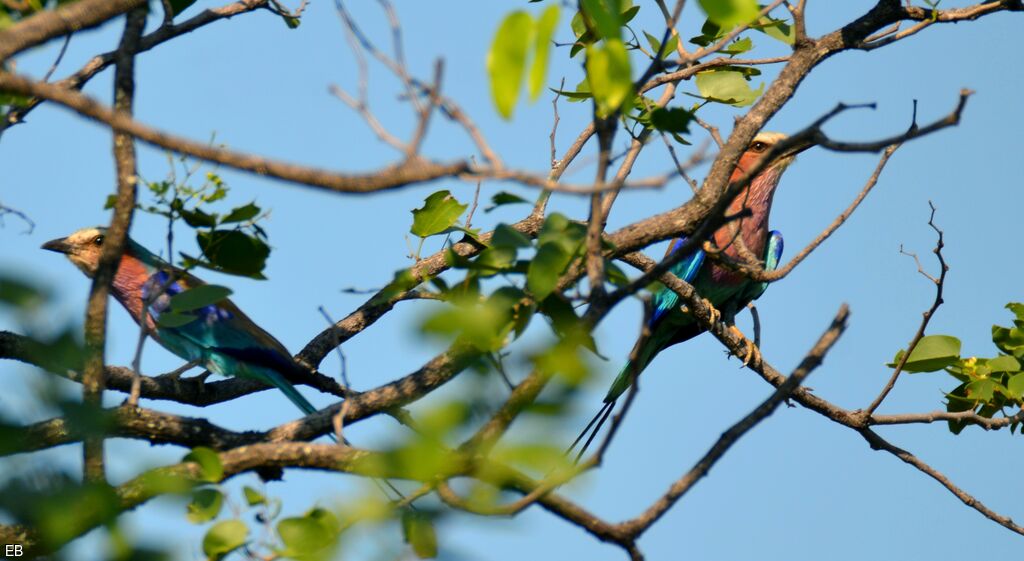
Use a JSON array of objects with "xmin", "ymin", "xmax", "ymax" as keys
[
  {"xmin": 42, "ymin": 226, "xmax": 112, "ymax": 277},
  {"xmin": 740, "ymin": 131, "xmax": 799, "ymax": 174}
]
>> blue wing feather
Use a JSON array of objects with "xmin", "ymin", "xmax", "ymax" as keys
[
  {"xmin": 143, "ymin": 270, "xmax": 320, "ymax": 416},
  {"xmin": 649, "ymin": 237, "xmax": 705, "ymax": 326},
  {"xmin": 747, "ymin": 230, "xmax": 783, "ymax": 302}
]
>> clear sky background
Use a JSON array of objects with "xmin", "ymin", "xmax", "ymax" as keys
[{"xmin": 2, "ymin": 1, "xmax": 1023, "ymax": 560}]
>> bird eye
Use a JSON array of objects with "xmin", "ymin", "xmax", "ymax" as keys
[
  {"xmin": 750, "ymin": 141, "xmax": 768, "ymax": 153},
  {"xmin": 93, "ymin": 235, "xmax": 104, "ymax": 246}
]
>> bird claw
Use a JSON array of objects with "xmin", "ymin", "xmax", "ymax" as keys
[
  {"xmin": 193, "ymin": 370, "xmax": 212, "ymax": 394},
  {"xmin": 703, "ymin": 300, "xmax": 721, "ymax": 328},
  {"xmin": 158, "ymin": 360, "xmax": 200, "ymax": 381},
  {"xmin": 728, "ymin": 325, "xmax": 761, "ymax": 367}
]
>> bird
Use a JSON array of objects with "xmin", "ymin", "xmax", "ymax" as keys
[
  {"xmin": 569, "ymin": 131, "xmax": 800, "ymax": 461},
  {"xmin": 42, "ymin": 227, "xmax": 324, "ymax": 417},
  {"xmin": 43, "ymin": 228, "xmax": 413, "ymax": 502}
]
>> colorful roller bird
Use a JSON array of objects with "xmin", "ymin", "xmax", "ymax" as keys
[
  {"xmin": 570, "ymin": 131, "xmax": 801, "ymax": 460},
  {"xmin": 44, "ymin": 228, "xmax": 411, "ymax": 501},
  {"xmin": 42, "ymin": 227, "xmax": 323, "ymax": 417}
]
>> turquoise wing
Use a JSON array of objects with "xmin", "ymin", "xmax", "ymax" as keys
[
  {"xmin": 648, "ymin": 237, "xmax": 706, "ymax": 327},
  {"xmin": 745, "ymin": 230, "xmax": 783, "ymax": 303},
  {"xmin": 143, "ymin": 270, "xmax": 319, "ymax": 416}
]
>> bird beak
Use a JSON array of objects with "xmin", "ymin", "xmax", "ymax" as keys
[
  {"xmin": 41, "ymin": 238, "xmax": 73, "ymax": 254},
  {"xmin": 771, "ymin": 141, "xmax": 812, "ymax": 171},
  {"xmin": 779, "ymin": 139, "xmax": 813, "ymax": 161}
]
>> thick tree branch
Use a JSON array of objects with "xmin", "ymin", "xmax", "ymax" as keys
[
  {"xmin": 0, "ymin": 72, "xmax": 471, "ymax": 194},
  {"xmin": 5, "ymin": 0, "xmax": 271, "ymax": 127},
  {"xmin": 0, "ymin": 0, "xmax": 145, "ymax": 61}
]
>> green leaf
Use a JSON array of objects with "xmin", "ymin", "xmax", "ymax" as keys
[
  {"xmin": 549, "ymin": 86, "xmax": 594, "ymax": 101},
  {"xmin": 529, "ymin": 5, "xmax": 560, "ymax": 101},
  {"xmin": 720, "ymin": 36, "xmax": 753, "ymax": 55},
  {"xmin": 539, "ymin": 294, "xmax": 584, "ymax": 337},
  {"xmin": 439, "ymin": 224, "xmax": 482, "ymax": 243},
  {"xmin": 33, "ymin": 482, "xmax": 121, "ymax": 547},
  {"xmin": 580, "ymin": 0, "xmax": 624, "ymax": 40},
  {"xmin": 753, "ymin": 16, "xmax": 795, "ymax": 45},
  {"xmin": 1007, "ymin": 302, "xmax": 1024, "ymax": 323},
  {"xmin": 487, "ymin": 11, "xmax": 533, "ymax": 119},
  {"xmin": 484, "ymin": 191, "xmax": 530, "ymax": 212},
  {"xmin": 993, "ymin": 309, "xmax": 1024, "ymax": 356},
  {"xmin": 1008, "ymin": 372, "xmax": 1024, "ymax": 400},
  {"xmin": 648, "ymin": 107, "xmax": 693, "ymax": 133},
  {"xmin": 370, "ymin": 268, "xmax": 423, "ymax": 306},
  {"xmin": 421, "ymin": 288, "xmax": 525, "ymax": 352},
  {"xmin": 278, "ymin": 515, "xmax": 335, "ymax": 556},
  {"xmin": 220, "ymin": 202, "xmax": 260, "ymax": 224},
  {"xmin": 202, "ymin": 520, "xmax": 247, "ymax": 561},
  {"xmin": 401, "ymin": 510, "xmax": 438, "ymax": 559},
  {"xmin": 698, "ymin": 0, "xmax": 759, "ymax": 27},
  {"xmin": 643, "ymin": 30, "xmax": 679, "ymax": 57},
  {"xmin": 472, "ymin": 246, "xmax": 518, "ymax": 276},
  {"xmin": 537, "ymin": 212, "xmax": 586, "ymax": 253},
  {"xmin": 690, "ymin": 18, "xmax": 727, "ymax": 47},
  {"xmin": 965, "ymin": 378, "xmax": 996, "ymax": 403},
  {"xmin": 889, "ymin": 335, "xmax": 962, "ymax": 373},
  {"xmin": 196, "ymin": 230, "xmax": 271, "ymax": 279},
  {"xmin": 168, "ymin": 284, "xmax": 233, "ymax": 312},
  {"xmin": 184, "ymin": 447, "xmax": 224, "ymax": 483},
  {"xmin": 533, "ymin": 338, "xmax": 589, "ymax": 385},
  {"xmin": 694, "ymin": 69, "xmax": 764, "ymax": 107},
  {"xmin": 585, "ymin": 38, "xmax": 633, "ymax": 116},
  {"xmin": 179, "ymin": 207, "xmax": 218, "ymax": 228},
  {"xmin": 491, "ymin": 224, "xmax": 533, "ymax": 248},
  {"xmin": 605, "ymin": 261, "xmax": 630, "ymax": 287},
  {"xmin": 411, "ymin": 190, "xmax": 468, "ymax": 238},
  {"xmin": 527, "ymin": 242, "xmax": 571, "ymax": 300},
  {"xmin": 242, "ymin": 486, "xmax": 265, "ymax": 506},
  {"xmin": 0, "ymin": 276, "xmax": 48, "ymax": 310},
  {"xmin": 187, "ymin": 488, "xmax": 224, "ymax": 524},
  {"xmin": 621, "ymin": 3, "xmax": 640, "ymax": 24},
  {"xmin": 988, "ymin": 355, "xmax": 1020, "ymax": 373},
  {"xmin": 155, "ymin": 311, "xmax": 198, "ymax": 328}
]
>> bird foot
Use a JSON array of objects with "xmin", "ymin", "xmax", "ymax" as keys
[
  {"xmin": 703, "ymin": 300, "xmax": 721, "ymax": 328},
  {"xmin": 728, "ymin": 325, "xmax": 761, "ymax": 367},
  {"xmin": 192, "ymin": 370, "xmax": 212, "ymax": 394},
  {"xmin": 158, "ymin": 360, "xmax": 200, "ymax": 381}
]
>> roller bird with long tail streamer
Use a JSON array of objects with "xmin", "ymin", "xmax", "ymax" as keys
[
  {"xmin": 43, "ymin": 228, "xmax": 409, "ymax": 501},
  {"xmin": 42, "ymin": 228, "xmax": 324, "ymax": 417},
  {"xmin": 569, "ymin": 131, "xmax": 802, "ymax": 460}
]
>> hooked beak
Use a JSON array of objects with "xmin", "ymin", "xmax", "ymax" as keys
[{"xmin": 41, "ymin": 238, "xmax": 73, "ymax": 254}]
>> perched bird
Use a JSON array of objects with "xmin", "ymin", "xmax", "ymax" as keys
[
  {"xmin": 41, "ymin": 228, "xmax": 322, "ymax": 417},
  {"xmin": 570, "ymin": 131, "xmax": 800, "ymax": 460}
]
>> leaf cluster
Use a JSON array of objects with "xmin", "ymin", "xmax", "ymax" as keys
[{"xmin": 889, "ymin": 303, "xmax": 1024, "ymax": 433}]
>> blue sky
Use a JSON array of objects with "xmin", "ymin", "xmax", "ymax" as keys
[{"xmin": 2, "ymin": 1, "xmax": 1023, "ymax": 559}]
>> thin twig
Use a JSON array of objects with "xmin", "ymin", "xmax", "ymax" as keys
[
  {"xmin": 864, "ymin": 201, "xmax": 947, "ymax": 415},
  {"xmin": 618, "ymin": 304, "xmax": 849, "ymax": 536}
]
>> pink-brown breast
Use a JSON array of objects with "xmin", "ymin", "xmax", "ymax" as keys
[
  {"xmin": 110, "ymin": 253, "xmax": 157, "ymax": 331},
  {"xmin": 707, "ymin": 152, "xmax": 782, "ymax": 285}
]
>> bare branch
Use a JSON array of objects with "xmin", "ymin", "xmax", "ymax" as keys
[
  {"xmin": 859, "ymin": 427, "xmax": 1024, "ymax": 536},
  {"xmin": 0, "ymin": 0, "xmax": 145, "ymax": 61},
  {"xmin": 6, "ymin": 0, "xmax": 271, "ymax": 127},
  {"xmin": 619, "ymin": 304, "xmax": 849, "ymax": 536},
  {"xmin": 864, "ymin": 201, "xmax": 947, "ymax": 414},
  {"xmin": 0, "ymin": 71, "xmax": 471, "ymax": 193}
]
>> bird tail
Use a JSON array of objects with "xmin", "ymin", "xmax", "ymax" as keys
[{"xmin": 565, "ymin": 337, "xmax": 660, "ymax": 463}]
